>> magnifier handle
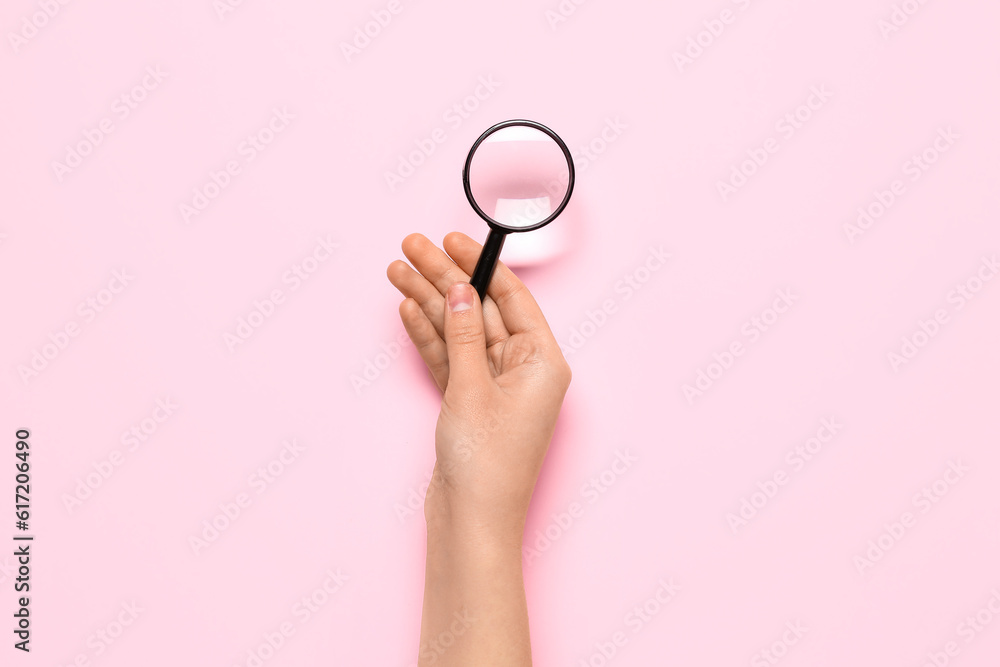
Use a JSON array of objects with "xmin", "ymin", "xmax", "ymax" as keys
[{"xmin": 470, "ymin": 229, "xmax": 506, "ymax": 303}]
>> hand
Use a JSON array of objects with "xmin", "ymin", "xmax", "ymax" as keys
[
  {"xmin": 387, "ymin": 232, "xmax": 572, "ymax": 535},
  {"xmin": 390, "ymin": 232, "xmax": 570, "ymax": 665}
]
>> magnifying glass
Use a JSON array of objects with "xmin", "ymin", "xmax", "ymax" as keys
[{"xmin": 464, "ymin": 119, "xmax": 576, "ymax": 302}]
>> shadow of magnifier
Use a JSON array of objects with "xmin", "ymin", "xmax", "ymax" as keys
[{"xmin": 464, "ymin": 119, "xmax": 576, "ymax": 302}]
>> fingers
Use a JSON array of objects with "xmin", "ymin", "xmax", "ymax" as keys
[
  {"xmin": 401, "ymin": 232, "xmax": 471, "ymax": 297},
  {"xmin": 387, "ymin": 259, "xmax": 447, "ymax": 337},
  {"xmin": 393, "ymin": 233, "xmax": 510, "ymax": 343},
  {"xmin": 443, "ymin": 232, "xmax": 551, "ymax": 336},
  {"xmin": 398, "ymin": 298, "xmax": 449, "ymax": 392},
  {"xmin": 442, "ymin": 282, "xmax": 492, "ymax": 392}
]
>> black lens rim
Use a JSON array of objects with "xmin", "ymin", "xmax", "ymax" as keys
[{"xmin": 462, "ymin": 119, "xmax": 576, "ymax": 234}]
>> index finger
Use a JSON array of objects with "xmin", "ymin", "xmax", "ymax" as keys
[{"xmin": 442, "ymin": 231, "xmax": 553, "ymax": 336}]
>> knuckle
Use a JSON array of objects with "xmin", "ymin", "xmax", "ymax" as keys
[
  {"xmin": 429, "ymin": 357, "xmax": 449, "ymax": 376},
  {"xmin": 484, "ymin": 329, "xmax": 506, "ymax": 348},
  {"xmin": 448, "ymin": 327, "xmax": 483, "ymax": 347},
  {"xmin": 496, "ymin": 278, "xmax": 526, "ymax": 305},
  {"xmin": 556, "ymin": 361, "xmax": 573, "ymax": 388}
]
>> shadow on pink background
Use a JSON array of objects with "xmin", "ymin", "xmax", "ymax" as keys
[{"xmin": 1, "ymin": 0, "xmax": 999, "ymax": 665}]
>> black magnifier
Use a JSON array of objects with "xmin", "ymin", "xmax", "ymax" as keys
[{"xmin": 463, "ymin": 119, "xmax": 576, "ymax": 302}]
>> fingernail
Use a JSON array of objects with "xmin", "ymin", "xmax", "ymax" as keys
[{"xmin": 449, "ymin": 283, "xmax": 473, "ymax": 313}]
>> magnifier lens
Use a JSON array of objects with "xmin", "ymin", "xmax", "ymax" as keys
[
  {"xmin": 468, "ymin": 126, "xmax": 571, "ymax": 230},
  {"xmin": 464, "ymin": 120, "xmax": 575, "ymax": 301}
]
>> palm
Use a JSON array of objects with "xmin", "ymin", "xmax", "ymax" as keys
[{"xmin": 489, "ymin": 334, "xmax": 540, "ymax": 383}]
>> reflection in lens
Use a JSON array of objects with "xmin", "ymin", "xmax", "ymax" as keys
[{"xmin": 468, "ymin": 126, "xmax": 571, "ymax": 230}]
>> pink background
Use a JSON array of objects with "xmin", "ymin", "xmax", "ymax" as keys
[{"xmin": 2, "ymin": 0, "xmax": 999, "ymax": 665}]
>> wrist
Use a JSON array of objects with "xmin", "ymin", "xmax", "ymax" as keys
[{"xmin": 424, "ymin": 485, "xmax": 526, "ymax": 555}]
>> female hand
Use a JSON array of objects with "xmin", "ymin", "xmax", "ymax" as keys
[{"xmin": 387, "ymin": 231, "xmax": 572, "ymax": 535}]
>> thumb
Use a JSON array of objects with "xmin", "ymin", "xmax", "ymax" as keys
[{"xmin": 443, "ymin": 282, "xmax": 491, "ymax": 391}]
